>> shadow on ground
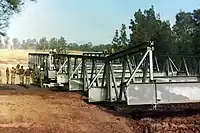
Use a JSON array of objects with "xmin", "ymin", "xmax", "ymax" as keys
[
  {"xmin": 1, "ymin": 84, "xmax": 200, "ymax": 121},
  {"xmin": 84, "ymin": 98, "xmax": 200, "ymax": 120}
]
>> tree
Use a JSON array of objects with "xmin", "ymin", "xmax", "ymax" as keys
[
  {"xmin": 4, "ymin": 36, "xmax": 10, "ymax": 48},
  {"xmin": 192, "ymin": 9, "xmax": 200, "ymax": 54},
  {"xmin": 111, "ymin": 29, "xmax": 120, "ymax": 52},
  {"xmin": 49, "ymin": 37, "xmax": 57, "ymax": 50},
  {"xmin": 57, "ymin": 36, "xmax": 67, "ymax": 53},
  {"xmin": 119, "ymin": 24, "xmax": 129, "ymax": 50},
  {"xmin": 173, "ymin": 11, "xmax": 195, "ymax": 54},
  {"xmin": 67, "ymin": 43, "xmax": 79, "ymax": 50},
  {"xmin": 0, "ymin": 0, "xmax": 36, "ymax": 36},
  {"xmin": 40, "ymin": 37, "xmax": 48, "ymax": 50},
  {"xmin": 12, "ymin": 37, "xmax": 20, "ymax": 49},
  {"xmin": 129, "ymin": 5, "xmax": 174, "ymax": 54},
  {"xmin": 79, "ymin": 42, "xmax": 93, "ymax": 51}
]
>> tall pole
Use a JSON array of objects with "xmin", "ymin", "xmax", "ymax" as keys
[{"xmin": 149, "ymin": 41, "xmax": 154, "ymax": 81}]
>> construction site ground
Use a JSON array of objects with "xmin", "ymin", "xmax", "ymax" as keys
[
  {"xmin": 0, "ymin": 85, "xmax": 199, "ymax": 133},
  {"xmin": 0, "ymin": 49, "xmax": 200, "ymax": 133}
]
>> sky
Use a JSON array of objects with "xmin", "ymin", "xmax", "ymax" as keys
[{"xmin": 6, "ymin": 0, "xmax": 200, "ymax": 45}]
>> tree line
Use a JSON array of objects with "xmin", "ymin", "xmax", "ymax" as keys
[
  {"xmin": 112, "ymin": 6, "xmax": 200, "ymax": 55},
  {"xmin": 1, "ymin": 4, "xmax": 200, "ymax": 55},
  {"xmin": 0, "ymin": 37, "xmax": 112, "ymax": 53}
]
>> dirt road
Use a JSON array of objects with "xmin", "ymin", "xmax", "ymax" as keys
[
  {"xmin": 0, "ymin": 85, "xmax": 199, "ymax": 133},
  {"xmin": 0, "ymin": 85, "xmax": 133, "ymax": 133}
]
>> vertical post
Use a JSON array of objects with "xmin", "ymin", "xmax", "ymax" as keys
[
  {"xmin": 127, "ymin": 56, "xmax": 134, "ymax": 83},
  {"xmin": 166, "ymin": 58, "xmax": 170, "ymax": 76},
  {"xmin": 101, "ymin": 61, "xmax": 106, "ymax": 88},
  {"xmin": 106, "ymin": 61, "xmax": 112, "ymax": 102},
  {"xmin": 142, "ymin": 58, "xmax": 148, "ymax": 83},
  {"xmin": 73, "ymin": 58, "xmax": 77, "ymax": 78},
  {"xmin": 154, "ymin": 56, "xmax": 160, "ymax": 72},
  {"xmin": 153, "ymin": 80, "xmax": 158, "ymax": 110},
  {"xmin": 119, "ymin": 58, "xmax": 127, "ymax": 101},
  {"xmin": 183, "ymin": 58, "xmax": 189, "ymax": 76},
  {"xmin": 149, "ymin": 42, "xmax": 154, "ymax": 81},
  {"xmin": 109, "ymin": 63, "xmax": 119, "ymax": 100},
  {"xmin": 169, "ymin": 57, "xmax": 174, "ymax": 76},
  {"xmin": 82, "ymin": 59, "xmax": 86, "ymax": 91},
  {"xmin": 198, "ymin": 58, "xmax": 200, "ymax": 75},
  {"xmin": 67, "ymin": 57, "xmax": 71, "ymax": 89},
  {"xmin": 90, "ymin": 60, "xmax": 95, "ymax": 84}
]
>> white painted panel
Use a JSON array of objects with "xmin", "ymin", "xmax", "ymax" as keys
[
  {"xmin": 57, "ymin": 74, "xmax": 68, "ymax": 84},
  {"xmin": 69, "ymin": 79, "xmax": 83, "ymax": 91},
  {"xmin": 157, "ymin": 83, "xmax": 200, "ymax": 104},
  {"xmin": 126, "ymin": 84, "xmax": 155, "ymax": 105},
  {"xmin": 48, "ymin": 70, "xmax": 56, "ymax": 79},
  {"xmin": 88, "ymin": 87, "xmax": 107, "ymax": 102},
  {"xmin": 126, "ymin": 82, "xmax": 200, "ymax": 105}
]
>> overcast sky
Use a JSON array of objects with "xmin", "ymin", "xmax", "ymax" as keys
[{"xmin": 6, "ymin": 0, "xmax": 200, "ymax": 45}]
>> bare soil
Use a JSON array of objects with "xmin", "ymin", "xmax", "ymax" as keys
[{"xmin": 0, "ymin": 85, "xmax": 199, "ymax": 133}]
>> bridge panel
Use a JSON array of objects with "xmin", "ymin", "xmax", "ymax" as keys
[{"xmin": 127, "ymin": 82, "xmax": 200, "ymax": 105}]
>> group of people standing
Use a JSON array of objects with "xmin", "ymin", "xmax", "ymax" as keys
[{"xmin": 5, "ymin": 64, "xmax": 32, "ymax": 88}]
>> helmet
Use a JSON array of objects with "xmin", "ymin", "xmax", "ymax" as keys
[
  {"xmin": 41, "ymin": 68, "xmax": 43, "ymax": 71},
  {"xmin": 49, "ymin": 49, "xmax": 52, "ymax": 53},
  {"xmin": 53, "ymin": 49, "xmax": 56, "ymax": 53},
  {"xmin": 37, "ymin": 66, "xmax": 40, "ymax": 69}
]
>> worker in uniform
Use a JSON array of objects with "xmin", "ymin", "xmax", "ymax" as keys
[
  {"xmin": 19, "ymin": 66, "xmax": 25, "ymax": 85},
  {"xmin": 6, "ymin": 67, "xmax": 10, "ymax": 84},
  {"xmin": 39, "ymin": 68, "xmax": 45, "ymax": 88},
  {"xmin": 16, "ymin": 63, "xmax": 20, "ymax": 75},
  {"xmin": 53, "ymin": 49, "xmax": 57, "ymax": 54},
  {"xmin": 11, "ymin": 67, "xmax": 16, "ymax": 84},
  {"xmin": 49, "ymin": 49, "xmax": 53, "ymax": 54},
  {"xmin": 24, "ymin": 67, "xmax": 31, "ymax": 88},
  {"xmin": 35, "ymin": 66, "xmax": 40, "ymax": 84},
  {"xmin": 30, "ymin": 71, "xmax": 36, "ymax": 84}
]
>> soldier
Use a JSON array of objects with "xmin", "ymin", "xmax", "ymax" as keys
[
  {"xmin": 24, "ymin": 67, "xmax": 31, "ymax": 88},
  {"xmin": 53, "ymin": 49, "xmax": 57, "ymax": 54},
  {"xmin": 39, "ymin": 68, "xmax": 45, "ymax": 88},
  {"xmin": 49, "ymin": 49, "xmax": 53, "ymax": 54},
  {"xmin": 11, "ymin": 67, "xmax": 16, "ymax": 84},
  {"xmin": 19, "ymin": 66, "xmax": 25, "ymax": 85},
  {"xmin": 16, "ymin": 63, "xmax": 20, "ymax": 75},
  {"xmin": 6, "ymin": 67, "xmax": 10, "ymax": 84}
]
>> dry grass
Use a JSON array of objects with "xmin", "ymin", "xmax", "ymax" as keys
[
  {"xmin": 0, "ymin": 49, "xmax": 86, "ymax": 84},
  {"xmin": 0, "ymin": 49, "xmax": 85, "ymax": 63}
]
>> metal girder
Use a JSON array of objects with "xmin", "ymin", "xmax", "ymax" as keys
[
  {"xmin": 107, "ymin": 44, "xmax": 147, "ymax": 61},
  {"xmin": 28, "ymin": 42, "xmax": 200, "ymax": 107}
]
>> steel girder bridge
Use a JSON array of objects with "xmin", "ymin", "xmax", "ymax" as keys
[{"xmin": 28, "ymin": 42, "xmax": 200, "ymax": 110}]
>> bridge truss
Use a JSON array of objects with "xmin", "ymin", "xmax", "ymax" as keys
[{"xmin": 28, "ymin": 42, "xmax": 200, "ymax": 109}]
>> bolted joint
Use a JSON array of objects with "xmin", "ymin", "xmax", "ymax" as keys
[
  {"xmin": 147, "ymin": 41, "xmax": 154, "ymax": 51},
  {"xmin": 150, "ymin": 41, "xmax": 154, "ymax": 46}
]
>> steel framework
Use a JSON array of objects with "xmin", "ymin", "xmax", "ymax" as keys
[{"xmin": 28, "ymin": 42, "xmax": 200, "ymax": 108}]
